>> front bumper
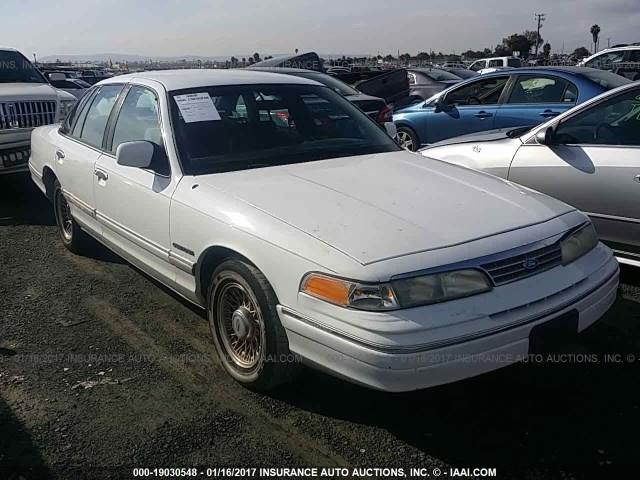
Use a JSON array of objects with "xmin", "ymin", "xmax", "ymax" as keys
[
  {"xmin": 0, "ymin": 129, "xmax": 32, "ymax": 175},
  {"xmin": 278, "ymin": 244, "xmax": 619, "ymax": 392}
]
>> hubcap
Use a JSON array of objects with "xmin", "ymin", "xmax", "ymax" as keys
[
  {"xmin": 398, "ymin": 131, "xmax": 414, "ymax": 151},
  {"xmin": 216, "ymin": 281, "xmax": 263, "ymax": 370},
  {"xmin": 56, "ymin": 192, "xmax": 73, "ymax": 241}
]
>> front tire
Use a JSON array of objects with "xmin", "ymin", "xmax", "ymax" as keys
[
  {"xmin": 207, "ymin": 259, "xmax": 300, "ymax": 391},
  {"xmin": 53, "ymin": 180, "xmax": 88, "ymax": 254},
  {"xmin": 397, "ymin": 126, "xmax": 419, "ymax": 151}
]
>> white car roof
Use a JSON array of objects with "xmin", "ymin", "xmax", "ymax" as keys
[{"xmin": 100, "ymin": 69, "xmax": 321, "ymax": 91}]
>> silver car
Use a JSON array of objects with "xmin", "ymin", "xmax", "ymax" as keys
[{"xmin": 421, "ymin": 82, "xmax": 640, "ymax": 267}]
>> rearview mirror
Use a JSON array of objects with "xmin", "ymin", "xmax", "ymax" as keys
[
  {"xmin": 384, "ymin": 122, "xmax": 397, "ymax": 139},
  {"xmin": 535, "ymin": 126, "xmax": 557, "ymax": 146},
  {"xmin": 116, "ymin": 141, "xmax": 154, "ymax": 169}
]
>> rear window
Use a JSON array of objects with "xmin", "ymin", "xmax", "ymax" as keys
[
  {"xmin": 422, "ymin": 69, "xmax": 461, "ymax": 82},
  {"xmin": 581, "ymin": 69, "xmax": 632, "ymax": 90},
  {"xmin": 294, "ymin": 72, "xmax": 359, "ymax": 96}
]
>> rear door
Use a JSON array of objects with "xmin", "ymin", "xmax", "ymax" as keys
[
  {"xmin": 508, "ymin": 85, "xmax": 640, "ymax": 258},
  {"xmin": 422, "ymin": 75, "xmax": 509, "ymax": 143},
  {"xmin": 494, "ymin": 74, "xmax": 578, "ymax": 129},
  {"xmin": 55, "ymin": 84, "xmax": 123, "ymax": 235}
]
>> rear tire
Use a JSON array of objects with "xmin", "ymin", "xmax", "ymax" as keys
[
  {"xmin": 397, "ymin": 126, "xmax": 419, "ymax": 151},
  {"xmin": 207, "ymin": 259, "xmax": 301, "ymax": 391},
  {"xmin": 53, "ymin": 180, "xmax": 88, "ymax": 254}
]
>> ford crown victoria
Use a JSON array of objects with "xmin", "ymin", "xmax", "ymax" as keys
[{"xmin": 29, "ymin": 70, "xmax": 618, "ymax": 392}]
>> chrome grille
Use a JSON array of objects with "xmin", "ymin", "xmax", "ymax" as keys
[
  {"xmin": 482, "ymin": 243, "xmax": 562, "ymax": 286},
  {"xmin": 0, "ymin": 101, "xmax": 57, "ymax": 130}
]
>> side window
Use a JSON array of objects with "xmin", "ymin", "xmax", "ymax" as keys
[
  {"xmin": 585, "ymin": 51, "xmax": 625, "ymax": 70},
  {"xmin": 507, "ymin": 58, "xmax": 522, "ymax": 68},
  {"xmin": 63, "ymin": 87, "xmax": 97, "ymax": 136},
  {"xmin": 469, "ymin": 61, "xmax": 485, "ymax": 72},
  {"xmin": 446, "ymin": 76, "xmax": 509, "ymax": 106},
  {"xmin": 488, "ymin": 59, "xmax": 501, "ymax": 68},
  {"xmin": 78, "ymin": 85, "xmax": 122, "ymax": 148},
  {"xmin": 628, "ymin": 50, "xmax": 640, "ymax": 62},
  {"xmin": 508, "ymin": 76, "xmax": 578, "ymax": 104},
  {"xmin": 555, "ymin": 88, "xmax": 640, "ymax": 146},
  {"xmin": 111, "ymin": 86, "xmax": 168, "ymax": 175}
]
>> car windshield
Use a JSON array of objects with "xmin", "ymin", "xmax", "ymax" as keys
[
  {"xmin": 0, "ymin": 50, "xmax": 46, "ymax": 83},
  {"xmin": 292, "ymin": 71, "xmax": 359, "ymax": 96},
  {"xmin": 170, "ymin": 84, "xmax": 400, "ymax": 175},
  {"xmin": 580, "ymin": 69, "xmax": 632, "ymax": 90}
]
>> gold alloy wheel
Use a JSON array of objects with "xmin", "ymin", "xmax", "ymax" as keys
[{"xmin": 216, "ymin": 281, "xmax": 264, "ymax": 370}]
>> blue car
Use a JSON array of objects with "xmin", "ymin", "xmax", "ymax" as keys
[{"xmin": 393, "ymin": 66, "xmax": 631, "ymax": 150}]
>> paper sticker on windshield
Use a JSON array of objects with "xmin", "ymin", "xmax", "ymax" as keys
[{"xmin": 174, "ymin": 93, "xmax": 221, "ymax": 122}]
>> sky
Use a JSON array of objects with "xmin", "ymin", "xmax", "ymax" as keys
[{"xmin": 4, "ymin": 0, "xmax": 640, "ymax": 59}]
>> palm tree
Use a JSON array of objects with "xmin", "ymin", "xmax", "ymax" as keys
[{"xmin": 590, "ymin": 24, "xmax": 601, "ymax": 52}]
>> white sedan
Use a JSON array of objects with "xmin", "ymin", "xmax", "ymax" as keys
[{"xmin": 29, "ymin": 70, "xmax": 619, "ymax": 392}]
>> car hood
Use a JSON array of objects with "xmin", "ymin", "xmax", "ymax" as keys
[
  {"xmin": 196, "ymin": 151, "xmax": 574, "ymax": 265},
  {"xmin": 423, "ymin": 126, "xmax": 531, "ymax": 148},
  {"xmin": 0, "ymin": 82, "xmax": 62, "ymax": 101}
]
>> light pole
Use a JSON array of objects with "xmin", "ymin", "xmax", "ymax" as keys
[{"xmin": 534, "ymin": 13, "xmax": 546, "ymax": 56}]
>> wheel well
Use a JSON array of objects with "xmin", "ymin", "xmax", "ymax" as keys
[
  {"xmin": 42, "ymin": 167, "xmax": 57, "ymax": 202},
  {"xmin": 195, "ymin": 246, "xmax": 253, "ymax": 303}
]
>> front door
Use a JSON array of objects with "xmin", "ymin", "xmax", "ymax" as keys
[
  {"xmin": 424, "ymin": 75, "xmax": 509, "ymax": 143},
  {"xmin": 508, "ymin": 85, "xmax": 640, "ymax": 258},
  {"xmin": 93, "ymin": 85, "xmax": 178, "ymax": 285}
]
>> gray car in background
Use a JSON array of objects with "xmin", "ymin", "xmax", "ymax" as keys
[{"xmin": 420, "ymin": 82, "xmax": 640, "ymax": 267}]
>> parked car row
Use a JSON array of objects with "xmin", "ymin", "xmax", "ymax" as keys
[
  {"xmin": 27, "ymin": 68, "xmax": 619, "ymax": 394},
  {"xmin": 393, "ymin": 66, "xmax": 631, "ymax": 150}
]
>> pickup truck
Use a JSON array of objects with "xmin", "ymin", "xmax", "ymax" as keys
[{"xmin": 1, "ymin": 48, "xmax": 77, "ymax": 175}]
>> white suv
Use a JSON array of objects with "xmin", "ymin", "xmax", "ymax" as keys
[
  {"xmin": 578, "ymin": 45, "xmax": 640, "ymax": 81},
  {"xmin": 1, "ymin": 48, "xmax": 77, "ymax": 175},
  {"xmin": 468, "ymin": 56, "xmax": 522, "ymax": 72}
]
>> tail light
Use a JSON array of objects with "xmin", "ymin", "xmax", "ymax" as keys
[{"xmin": 376, "ymin": 104, "xmax": 393, "ymax": 123}]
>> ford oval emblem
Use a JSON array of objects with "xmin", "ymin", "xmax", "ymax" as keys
[{"xmin": 522, "ymin": 257, "xmax": 539, "ymax": 270}]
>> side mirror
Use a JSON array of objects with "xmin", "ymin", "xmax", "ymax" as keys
[
  {"xmin": 535, "ymin": 126, "xmax": 557, "ymax": 146},
  {"xmin": 384, "ymin": 122, "xmax": 397, "ymax": 139},
  {"xmin": 116, "ymin": 141, "xmax": 154, "ymax": 169},
  {"xmin": 434, "ymin": 95, "xmax": 451, "ymax": 112}
]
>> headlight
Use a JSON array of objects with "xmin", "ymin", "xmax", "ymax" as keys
[
  {"xmin": 300, "ymin": 269, "xmax": 492, "ymax": 311},
  {"xmin": 300, "ymin": 273, "xmax": 399, "ymax": 311},
  {"xmin": 560, "ymin": 223, "xmax": 599, "ymax": 265},
  {"xmin": 391, "ymin": 269, "xmax": 492, "ymax": 307},
  {"xmin": 58, "ymin": 100, "xmax": 76, "ymax": 120}
]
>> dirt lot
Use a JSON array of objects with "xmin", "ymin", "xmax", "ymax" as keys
[{"xmin": 1, "ymin": 173, "xmax": 640, "ymax": 480}]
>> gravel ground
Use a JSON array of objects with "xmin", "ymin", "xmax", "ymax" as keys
[{"xmin": 1, "ymin": 173, "xmax": 639, "ymax": 480}]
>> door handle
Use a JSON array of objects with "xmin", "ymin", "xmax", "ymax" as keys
[
  {"xmin": 94, "ymin": 169, "xmax": 109, "ymax": 182},
  {"xmin": 539, "ymin": 109, "xmax": 560, "ymax": 118},
  {"xmin": 473, "ymin": 111, "xmax": 493, "ymax": 119},
  {"xmin": 55, "ymin": 149, "xmax": 65, "ymax": 160}
]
